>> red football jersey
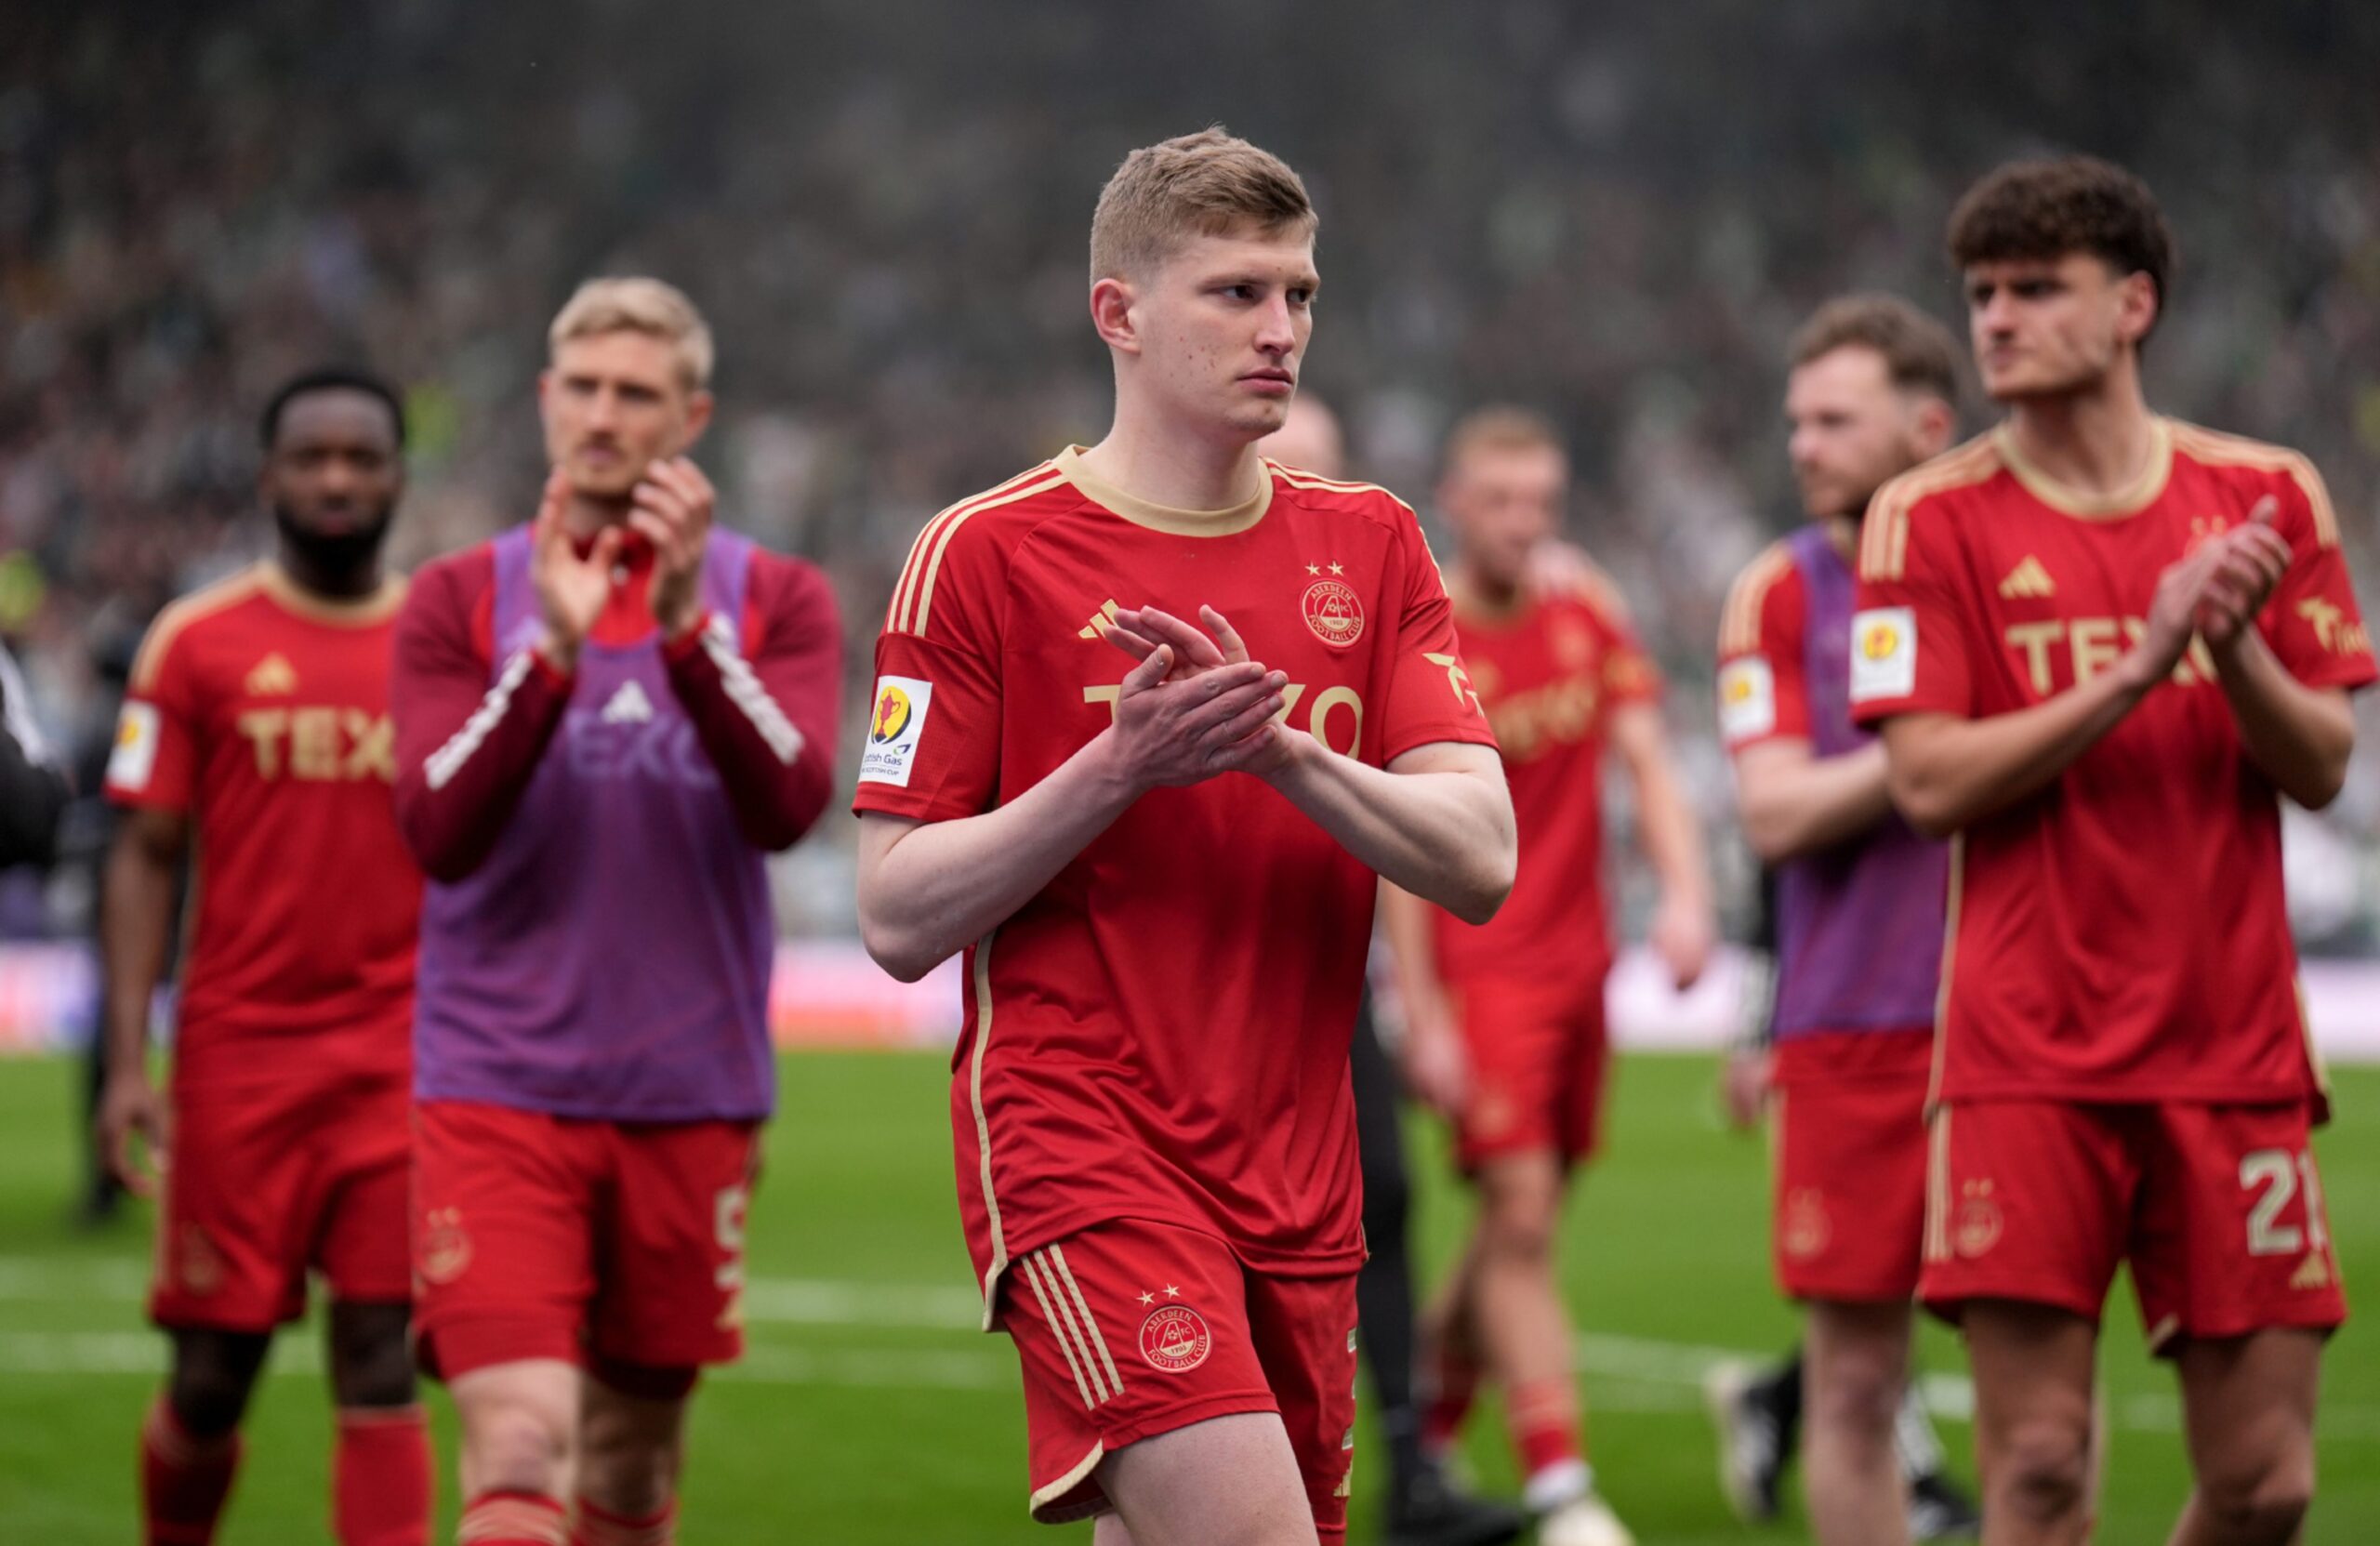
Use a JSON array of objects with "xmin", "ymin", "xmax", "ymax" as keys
[
  {"xmin": 1429, "ymin": 588, "xmax": 1657, "ymax": 996},
  {"xmin": 1850, "ymin": 421, "xmax": 2375, "ymax": 1104},
  {"xmin": 107, "ymin": 563, "xmax": 422, "ymax": 1090},
  {"xmin": 854, "ymin": 449, "xmax": 1496, "ymax": 1311}
]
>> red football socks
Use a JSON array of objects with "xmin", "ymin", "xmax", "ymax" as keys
[
  {"xmin": 140, "ymin": 1399, "xmax": 243, "ymax": 1546},
  {"xmin": 571, "ymin": 1496, "xmax": 677, "ymax": 1546},
  {"xmin": 458, "ymin": 1491, "xmax": 568, "ymax": 1546},
  {"xmin": 333, "ymin": 1405, "xmax": 431, "ymax": 1545},
  {"xmin": 1508, "ymin": 1376, "xmax": 1585, "ymax": 1489},
  {"xmin": 1421, "ymin": 1345, "xmax": 1481, "ymax": 1453}
]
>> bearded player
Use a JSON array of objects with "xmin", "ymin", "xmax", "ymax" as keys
[
  {"xmin": 1379, "ymin": 406, "xmax": 1712, "ymax": 1546},
  {"xmin": 1260, "ymin": 394, "xmax": 1527, "ymax": 1546},
  {"xmin": 1854, "ymin": 157, "xmax": 2365, "ymax": 1545},
  {"xmin": 1709, "ymin": 296, "xmax": 1979, "ymax": 1544},
  {"xmin": 854, "ymin": 129, "xmax": 1515, "ymax": 1546},
  {"xmin": 98, "ymin": 368, "xmax": 430, "ymax": 1546},
  {"xmin": 391, "ymin": 279, "xmax": 842, "ymax": 1546}
]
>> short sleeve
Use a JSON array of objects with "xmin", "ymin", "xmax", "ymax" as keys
[
  {"xmin": 2257, "ymin": 462, "xmax": 2378, "ymax": 694},
  {"xmin": 853, "ymin": 522, "xmax": 1006, "ymax": 823},
  {"xmin": 107, "ymin": 621, "xmax": 201, "ymax": 812},
  {"xmin": 1716, "ymin": 549, "xmax": 1810, "ymax": 751},
  {"xmin": 1595, "ymin": 600, "xmax": 1662, "ymax": 710},
  {"xmin": 1850, "ymin": 487, "xmax": 1976, "ymax": 726},
  {"xmin": 1378, "ymin": 509, "xmax": 1499, "ymax": 763}
]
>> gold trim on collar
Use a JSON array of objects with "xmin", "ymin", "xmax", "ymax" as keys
[
  {"xmin": 1055, "ymin": 446, "xmax": 1271, "ymax": 537},
  {"xmin": 258, "ymin": 562, "xmax": 407, "ymax": 626},
  {"xmin": 1993, "ymin": 416, "xmax": 2174, "ymax": 520}
]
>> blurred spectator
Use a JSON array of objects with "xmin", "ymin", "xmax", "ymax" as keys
[{"xmin": 4, "ymin": 1, "xmax": 2378, "ymax": 944}]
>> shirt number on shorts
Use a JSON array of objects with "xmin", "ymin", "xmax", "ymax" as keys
[
  {"xmin": 715, "ymin": 1184, "xmax": 750, "ymax": 1292},
  {"xmin": 2239, "ymin": 1148, "xmax": 2329, "ymax": 1257}
]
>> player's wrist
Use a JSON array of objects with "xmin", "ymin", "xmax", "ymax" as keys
[
  {"xmin": 1254, "ymin": 725, "xmax": 1320, "ymax": 786},
  {"xmin": 534, "ymin": 627, "xmax": 582, "ymax": 676}
]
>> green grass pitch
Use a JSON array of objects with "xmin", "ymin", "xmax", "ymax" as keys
[{"xmin": 2, "ymin": 1050, "xmax": 2375, "ymax": 1541}]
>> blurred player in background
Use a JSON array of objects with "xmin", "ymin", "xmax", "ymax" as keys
[
  {"xmin": 0, "ymin": 635, "xmax": 68, "ymax": 865},
  {"xmin": 1383, "ymin": 406, "xmax": 1714, "ymax": 1546},
  {"xmin": 391, "ymin": 279, "xmax": 842, "ymax": 1546},
  {"xmin": 854, "ymin": 129, "xmax": 1515, "ymax": 1546},
  {"xmin": 1707, "ymin": 296, "xmax": 1979, "ymax": 1543},
  {"xmin": 1259, "ymin": 395, "xmax": 1527, "ymax": 1546},
  {"xmin": 1856, "ymin": 157, "xmax": 2367, "ymax": 1545},
  {"xmin": 98, "ymin": 367, "xmax": 428, "ymax": 1546}
]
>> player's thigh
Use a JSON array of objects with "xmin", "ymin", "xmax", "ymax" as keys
[
  {"xmin": 1960, "ymin": 1300, "xmax": 2098, "ymax": 1475},
  {"xmin": 1802, "ymin": 1298, "xmax": 1913, "ymax": 1431},
  {"xmin": 1917, "ymin": 1099, "xmax": 2130, "ymax": 1325},
  {"xmin": 448, "ymin": 1356, "xmax": 581, "ymax": 1488},
  {"xmin": 1471, "ymin": 1147, "xmax": 1565, "ymax": 1253},
  {"xmin": 591, "ymin": 1118, "xmax": 759, "ymax": 1369},
  {"xmin": 1773, "ymin": 1072, "xmax": 1929, "ymax": 1303},
  {"xmin": 1245, "ymin": 1266, "xmax": 1360, "ymax": 1543},
  {"xmin": 1099, "ymin": 1412, "xmax": 1318, "ymax": 1546},
  {"xmin": 412, "ymin": 1100, "xmax": 598, "ymax": 1378},
  {"xmin": 151, "ymin": 1082, "xmax": 315, "ymax": 1332},
  {"xmin": 2173, "ymin": 1328, "xmax": 2321, "ymax": 1504},
  {"xmin": 2131, "ymin": 1102, "xmax": 2346, "ymax": 1354},
  {"xmin": 1002, "ymin": 1221, "xmax": 1274, "ymax": 1525},
  {"xmin": 312, "ymin": 1075, "xmax": 414, "ymax": 1310}
]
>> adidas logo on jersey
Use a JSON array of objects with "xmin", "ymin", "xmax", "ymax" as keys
[
  {"xmin": 1997, "ymin": 556, "xmax": 2056, "ymax": 600},
  {"xmin": 601, "ymin": 681, "xmax": 655, "ymax": 725},
  {"xmin": 244, "ymin": 653, "xmax": 298, "ymax": 696},
  {"xmin": 2291, "ymin": 1251, "xmax": 2333, "ymax": 1292},
  {"xmin": 1078, "ymin": 600, "xmax": 1121, "ymax": 641}
]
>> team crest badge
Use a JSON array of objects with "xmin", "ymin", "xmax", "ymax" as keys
[
  {"xmin": 1782, "ymin": 1187, "xmax": 1831, "ymax": 1260},
  {"xmin": 1953, "ymin": 1181, "xmax": 2002, "ymax": 1259},
  {"xmin": 420, "ymin": 1207, "xmax": 472, "ymax": 1285},
  {"xmin": 1139, "ymin": 1303, "xmax": 1213, "ymax": 1373},
  {"xmin": 1301, "ymin": 580, "xmax": 1366, "ymax": 650}
]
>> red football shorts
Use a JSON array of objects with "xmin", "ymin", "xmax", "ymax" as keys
[
  {"xmin": 996, "ymin": 1218, "xmax": 1358, "ymax": 1540},
  {"xmin": 412, "ymin": 1100, "xmax": 759, "ymax": 1381},
  {"xmin": 151, "ymin": 1071, "xmax": 412, "ymax": 1330},
  {"xmin": 1771, "ymin": 1067, "xmax": 1932, "ymax": 1303},
  {"xmin": 1921, "ymin": 1099, "xmax": 2347, "ymax": 1353},
  {"xmin": 1448, "ymin": 973, "xmax": 1610, "ymax": 1171}
]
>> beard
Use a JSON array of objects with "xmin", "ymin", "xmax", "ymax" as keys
[{"xmin": 272, "ymin": 499, "xmax": 395, "ymax": 575}]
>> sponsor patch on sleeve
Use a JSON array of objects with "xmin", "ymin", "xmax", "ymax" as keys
[
  {"xmin": 1716, "ymin": 656, "xmax": 1777, "ymax": 745},
  {"xmin": 1848, "ymin": 608, "xmax": 1917, "ymax": 704},
  {"xmin": 856, "ymin": 676, "xmax": 933, "ymax": 787},
  {"xmin": 106, "ymin": 701, "xmax": 160, "ymax": 791}
]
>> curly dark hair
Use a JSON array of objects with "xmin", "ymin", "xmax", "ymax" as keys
[{"xmin": 1947, "ymin": 155, "xmax": 2176, "ymax": 329}]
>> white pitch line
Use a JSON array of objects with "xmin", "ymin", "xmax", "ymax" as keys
[{"xmin": 5, "ymin": 1260, "xmax": 2379, "ymax": 1442}]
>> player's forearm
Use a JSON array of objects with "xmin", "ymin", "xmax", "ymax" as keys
[
  {"xmin": 858, "ymin": 733, "xmax": 1144, "ymax": 982},
  {"xmin": 1734, "ymin": 744, "xmax": 1893, "ymax": 863},
  {"xmin": 99, "ymin": 831, "xmax": 178, "ymax": 1079},
  {"xmin": 2211, "ymin": 630, "xmax": 2355, "ymax": 809},
  {"xmin": 665, "ymin": 617, "xmax": 840, "ymax": 850},
  {"xmin": 1879, "ymin": 667, "xmax": 2148, "ymax": 838},
  {"xmin": 392, "ymin": 648, "xmax": 574, "ymax": 882},
  {"xmin": 1263, "ymin": 736, "xmax": 1514, "ymax": 925}
]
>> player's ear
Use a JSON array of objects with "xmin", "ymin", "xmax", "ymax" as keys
[
  {"xmin": 2114, "ymin": 269, "xmax": 2159, "ymax": 348},
  {"xmin": 1089, "ymin": 275, "xmax": 1141, "ymax": 356},
  {"xmin": 1911, "ymin": 394, "xmax": 1956, "ymax": 459},
  {"xmin": 680, "ymin": 390, "xmax": 716, "ymax": 450}
]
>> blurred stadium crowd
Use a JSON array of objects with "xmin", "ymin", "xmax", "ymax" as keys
[{"xmin": 6, "ymin": 0, "xmax": 2380, "ymax": 945}]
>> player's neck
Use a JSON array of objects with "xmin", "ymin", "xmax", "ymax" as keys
[
  {"xmin": 1818, "ymin": 515, "xmax": 1858, "ymax": 563},
  {"xmin": 1449, "ymin": 562, "xmax": 1524, "ymax": 620},
  {"xmin": 563, "ymin": 494, "xmax": 632, "ymax": 541},
  {"xmin": 1078, "ymin": 409, "xmax": 1269, "ymax": 515},
  {"xmin": 273, "ymin": 541, "xmax": 384, "ymax": 601},
  {"xmin": 2001, "ymin": 370, "xmax": 2158, "ymax": 500}
]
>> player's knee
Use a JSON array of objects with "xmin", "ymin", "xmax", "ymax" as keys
[
  {"xmin": 2196, "ymin": 1447, "xmax": 2313, "ymax": 1543},
  {"xmin": 577, "ymin": 1421, "xmax": 683, "ymax": 1517},
  {"xmin": 461, "ymin": 1394, "xmax": 574, "ymax": 1496},
  {"xmin": 326, "ymin": 1303, "xmax": 416, "ymax": 1408},
  {"xmin": 1992, "ymin": 1420, "xmax": 2092, "ymax": 1527},
  {"xmin": 1478, "ymin": 1199, "xmax": 1557, "ymax": 1265},
  {"xmin": 1805, "ymin": 1359, "xmax": 1899, "ymax": 1445},
  {"xmin": 168, "ymin": 1331, "xmax": 270, "ymax": 1437}
]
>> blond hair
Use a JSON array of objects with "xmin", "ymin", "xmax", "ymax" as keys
[
  {"xmin": 1441, "ymin": 404, "xmax": 1566, "ymax": 477},
  {"xmin": 548, "ymin": 277, "xmax": 715, "ymax": 390},
  {"xmin": 1091, "ymin": 127, "xmax": 1316, "ymax": 283}
]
